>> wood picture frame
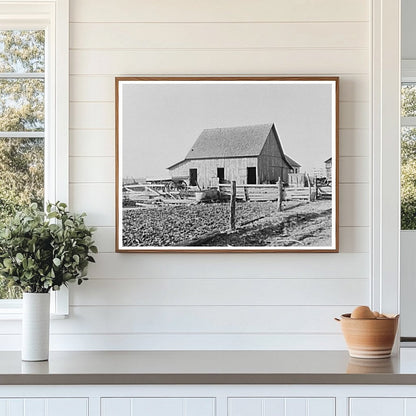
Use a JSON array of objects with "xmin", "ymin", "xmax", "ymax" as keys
[{"xmin": 115, "ymin": 76, "xmax": 339, "ymax": 253}]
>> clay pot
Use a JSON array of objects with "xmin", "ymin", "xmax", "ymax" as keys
[
  {"xmin": 347, "ymin": 357, "xmax": 395, "ymax": 373},
  {"xmin": 337, "ymin": 313, "xmax": 399, "ymax": 359}
]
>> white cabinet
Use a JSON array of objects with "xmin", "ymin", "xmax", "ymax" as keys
[
  {"xmin": 228, "ymin": 397, "xmax": 335, "ymax": 416},
  {"xmin": 5, "ymin": 385, "xmax": 416, "ymax": 416},
  {"xmin": 349, "ymin": 398, "xmax": 404, "ymax": 416},
  {"xmin": 349, "ymin": 398, "xmax": 416, "ymax": 416},
  {"xmin": 101, "ymin": 397, "xmax": 215, "ymax": 416},
  {"xmin": 0, "ymin": 398, "xmax": 88, "ymax": 416}
]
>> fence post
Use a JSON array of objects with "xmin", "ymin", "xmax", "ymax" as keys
[
  {"xmin": 306, "ymin": 174, "xmax": 312, "ymax": 202},
  {"xmin": 315, "ymin": 176, "xmax": 319, "ymax": 200},
  {"xmin": 244, "ymin": 186, "xmax": 249, "ymax": 202},
  {"xmin": 277, "ymin": 178, "xmax": 283, "ymax": 212},
  {"xmin": 230, "ymin": 181, "xmax": 236, "ymax": 231}
]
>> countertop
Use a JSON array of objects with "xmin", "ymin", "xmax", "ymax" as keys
[{"xmin": 2, "ymin": 349, "xmax": 416, "ymax": 385}]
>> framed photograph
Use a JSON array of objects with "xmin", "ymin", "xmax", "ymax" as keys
[{"xmin": 116, "ymin": 77, "xmax": 339, "ymax": 253}]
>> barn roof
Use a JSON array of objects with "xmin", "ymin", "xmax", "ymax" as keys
[
  {"xmin": 167, "ymin": 123, "xmax": 293, "ymax": 170},
  {"xmin": 186, "ymin": 123, "xmax": 275, "ymax": 160},
  {"xmin": 285, "ymin": 155, "xmax": 301, "ymax": 168}
]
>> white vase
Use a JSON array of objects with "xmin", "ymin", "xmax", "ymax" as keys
[{"xmin": 22, "ymin": 292, "xmax": 50, "ymax": 361}]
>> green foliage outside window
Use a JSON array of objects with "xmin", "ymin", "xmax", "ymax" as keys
[
  {"xmin": 0, "ymin": 30, "xmax": 45, "ymax": 298},
  {"xmin": 401, "ymin": 84, "xmax": 416, "ymax": 230}
]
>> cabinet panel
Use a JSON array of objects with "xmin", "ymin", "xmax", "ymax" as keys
[
  {"xmin": 350, "ymin": 398, "xmax": 416, "ymax": 416},
  {"xmin": 47, "ymin": 398, "xmax": 88, "ymax": 416},
  {"xmin": 405, "ymin": 398, "xmax": 416, "ymax": 414},
  {"xmin": 0, "ymin": 398, "xmax": 87, "ymax": 416},
  {"xmin": 24, "ymin": 400, "xmax": 45, "ymax": 416},
  {"xmin": 285, "ymin": 398, "xmax": 307, "ymax": 416},
  {"xmin": 7, "ymin": 400, "xmax": 23, "ymax": 416},
  {"xmin": 228, "ymin": 398, "xmax": 334, "ymax": 416},
  {"xmin": 349, "ymin": 398, "xmax": 405, "ymax": 416},
  {"xmin": 101, "ymin": 398, "xmax": 131, "ymax": 416},
  {"xmin": 101, "ymin": 398, "xmax": 215, "ymax": 416},
  {"xmin": 264, "ymin": 399, "xmax": 285, "ymax": 415},
  {"xmin": 185, "ymin": 398, "xmax": 215, "ymax": 416},
  {"xmin": 132, "ymin": 398, "xmax": 183, "ymax": 416},
  {"xmin": 309, "ymin": 398, "xmax": 336, "ymax": 416},
  {"xmin": 0, "ymin": 401, "xmax": 6, "ymax": 416},
  {"xmin": 228, "ymin": 398, "xmax": 263, "ymax": 416}
]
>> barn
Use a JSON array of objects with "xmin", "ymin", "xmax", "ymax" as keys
[
  {"xmin": 325, "ymin": 157, "xmax": 332, "ymax": 182},
  {"xmin": 285, "ymin": 155, "xmax": 301, "ymax": 174},
  {"xmin": 167, "ymin": 123, "xmax": 294, "ymax": 189}
]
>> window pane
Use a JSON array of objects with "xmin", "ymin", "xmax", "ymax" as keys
[
  {"xmin": 0, "ymin": 137, "xmax": 44, "ymax": 217},
  {"xmin": 0, "ymin": 30, "xmax": 45, "ymax": 73},
  {"xmin": 0, "ymin": 137, "xmax": 44, "ymax": 300},
  {"xmin": 0, "ymin": 78, "xmax": 44, "ymax": 131},
  {"xmin": 401, "ymin": 127, "xmax": 416, "ymax": 230}
]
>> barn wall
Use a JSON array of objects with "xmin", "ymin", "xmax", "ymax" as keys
[
  {"xmin": 170, "ymin": 157, "xmax": 258, "ymax": 189},
  {"xmin": 0, "ymin": 0, "xmax": 371, "ymax": 350},
  {"xmin": 258, "ymin": 129, "xmax": 289, "ymax": 184}
]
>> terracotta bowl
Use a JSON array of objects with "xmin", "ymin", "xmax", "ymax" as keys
[
  {"xmin": 347, "ymin": 357, "xmax": 395, "ymax": 373},
  {"xmin": 337, "ymin": 313, "xmax": 399, "ymax": 359}
]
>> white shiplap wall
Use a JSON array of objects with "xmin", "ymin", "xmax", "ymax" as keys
[{"xmin": 55, "ymin": 0, "xmax": 371, "ymax": 349}]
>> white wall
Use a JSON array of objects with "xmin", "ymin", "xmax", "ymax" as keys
[{"xmin": 2, "ymin": 0, "xmax": 372, "ymax": 350}]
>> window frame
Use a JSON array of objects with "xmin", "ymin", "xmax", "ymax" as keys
[
  {"xmin": 400, "ymin": 61, "xmax": 416, "ymax": 232},
  {"xmin": 0, "ymin": 0, "xmax": 69, "ymax": 317},
  {"xmin": 371, "ymin": 0, "xmax": 401, "ymax": 320}
]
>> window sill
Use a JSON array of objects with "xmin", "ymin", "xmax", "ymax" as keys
[
  {"xmin": 0, "ymin": 287, "xmax": 69, "ymax": 317},
  {"xmin": 0, "ymin": 312, "xmax": 68, "ymax": 320}
]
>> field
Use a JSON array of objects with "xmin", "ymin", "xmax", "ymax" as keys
[{"xmin": 122, "ymin": 200, "xmax": 332, "ymax": 248}]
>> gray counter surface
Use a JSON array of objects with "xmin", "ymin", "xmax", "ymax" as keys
[{"xmin": 1, "ymin": 349, "xmax": 416, "ymax": 385}]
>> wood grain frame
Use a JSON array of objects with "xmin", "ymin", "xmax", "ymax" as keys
[{"xmin": 115, "ymin": 76, "xmax": 339, "ymax": 253}]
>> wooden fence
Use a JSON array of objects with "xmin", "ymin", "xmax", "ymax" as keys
[
  {"xmin": 285, "ymin": 187, "xmax": 312, "ymax": 201},
  {"xmin": 218, "ymin": 183, "xmax": 316, "ymax": 203},
  {"xmin": 219, "ymin": 184, "xmax": 279, "ymax": 202}
]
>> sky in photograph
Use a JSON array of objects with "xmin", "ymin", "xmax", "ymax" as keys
[{"xmin": 120, "ymin": 81, "xmax": 335, "ymax": 180}]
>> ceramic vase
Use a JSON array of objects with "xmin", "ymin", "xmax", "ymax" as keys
[{"xmin": 22, "ymin": 292, "xmax": 50, "ymax": 361}]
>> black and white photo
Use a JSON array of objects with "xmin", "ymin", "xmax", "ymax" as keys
[{"xmin": 116, "ymin": 77, "xmax": 339, "ymax": 252}]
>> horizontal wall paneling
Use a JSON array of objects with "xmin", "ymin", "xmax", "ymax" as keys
[
  {"xmin": 69, "ymin": 0, "xmax": 369, "ymax": 23},
  {"xmin": 61, "ymin": 0, "xmax": 372, "ymax": 350}
]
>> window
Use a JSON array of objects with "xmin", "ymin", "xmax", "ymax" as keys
[
  {"xmin": 401, "ymin": 80, "xmax": 416, "ymax": 229},
  {"xmin": 0, "ymin": 0, "xmax": 69, "ymax": 314},
  {"xmin": 0, "ymin": 30, "xmax": 45, "ymax": 300}
]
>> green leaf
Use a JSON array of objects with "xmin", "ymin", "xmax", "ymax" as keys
[{"xmin": 0, "ymin": 199, "xmax": 96, "ymax": 293}]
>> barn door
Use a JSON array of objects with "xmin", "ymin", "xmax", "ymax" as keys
[
  {"xmin": 217, "ymin": 167, "xmax": 225, "ymax": 182},
  {"xmin": 247, "ymin": 167, "xmax": 256, "ymax": 184},
  {"xmin": 189, "ymin": 168, "xmax": 198, "ymax": 186}
]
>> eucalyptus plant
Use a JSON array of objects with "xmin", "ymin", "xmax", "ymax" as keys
[{"xmin": 0, "ymin": 202, "xmax": 97, "ymax": 293}]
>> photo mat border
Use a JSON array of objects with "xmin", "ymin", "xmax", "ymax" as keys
[{"xmin": 115, "ymin": 76, "xmax": 339, "ymax": 253}]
